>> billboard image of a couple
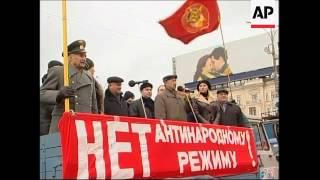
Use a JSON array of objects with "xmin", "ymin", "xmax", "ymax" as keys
[
  {"xmin": 193, "ymin": 47, "xmax": 232, "ymax": 81},
  {"xmin": 173, "ymin": 33, "xmax": 278, "ymax": 85}
]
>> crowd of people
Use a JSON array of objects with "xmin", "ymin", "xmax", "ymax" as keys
[{"xmin": 40, "ymin": 40, "xmax": 250, "ymax": 135}]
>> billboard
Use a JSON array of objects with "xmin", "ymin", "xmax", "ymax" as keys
[{"xmin": 173, "ymin": 32, "xmax": 279, "ymax": 85}]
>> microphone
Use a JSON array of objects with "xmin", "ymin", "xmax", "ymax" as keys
[
  {"xmin": 177, "ymin": 86, "xmax": 194, "ymax": 93},
  {"xmin": 128, "ymin": 80, "xmax": 148, "ymax": 87},
  {"xmin": 177, "ymin": 86, "xmax": 184, "ymax": 92}
]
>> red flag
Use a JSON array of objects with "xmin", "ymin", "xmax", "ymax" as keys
[{"xmin": 159, "ymin": 0, "xmax": 220, "ymax": 44}]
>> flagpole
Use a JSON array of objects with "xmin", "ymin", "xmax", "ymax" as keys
[
  {"xmin": 62, "ymin": 0, "xmax": 70, "ymax": 112},
  {"xmin": 218, "ymin": 16, "xmax": 233, "ymax": 101},
  {"xmin": 185, "ymin": 94, "xmax": 198, "ymax": 123}
]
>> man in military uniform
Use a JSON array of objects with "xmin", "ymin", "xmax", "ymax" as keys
[
  {"xmin": 155, "ymin": 75, "xmax": 190, "ymax": 121},
  {"xmin": 104, "ymin": 76, "xmax": 128, "ymax": 116},
  {"xmin": 40, "ymin": 40, "xmax": 98, "ymax": 133}
]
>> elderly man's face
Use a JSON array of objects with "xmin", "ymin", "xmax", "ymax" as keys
[
  {"xmin": 69, "ymin": 52, "xmax": 87, "ymax": 70},
  {"xmin": 217, "ymin": 92, "xmax": 228, "ymax": 103},
  {"xmin": 109, "ymin": 82, "xmax": 122, "ymax": 95},
  {"xmin": 165, "ymin": 78, "xmax": 177, "ymax": 91}
]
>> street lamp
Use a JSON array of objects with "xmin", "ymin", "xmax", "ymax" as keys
[
  {"xmin": 246, "ymin": 21, "xmax": 279, "ymax": 97},
  {"xmin": 265, "ymin": 29, "xmax": 279, "ymax": 97}
]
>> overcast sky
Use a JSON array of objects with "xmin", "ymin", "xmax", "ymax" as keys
[{"xmin": 40, "ymin": 0, "xmax": 279, "ymax": 98}]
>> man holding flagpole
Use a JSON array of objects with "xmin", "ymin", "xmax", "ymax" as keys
[{"xmin": 40, "ymin": 40, "xmax": 98, "ymax": 133}]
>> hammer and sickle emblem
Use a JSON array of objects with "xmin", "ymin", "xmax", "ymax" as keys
[
  {"xmin": 186, "ymin": 6, "xmax": 202, "ymax": 24},
  {"xmin": 181, "ymin": 3, "xmax": 209, "ymax": 33}
]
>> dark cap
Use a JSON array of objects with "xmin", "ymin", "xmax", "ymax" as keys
[
  {"xmin": 162, "ymin": 74, "xmax": 177, "ymax": 82},
  {"xmin": 217, "ymin": 88, "xmax": 229, "ymax": 94},
  {"xmin": 107, "ymin": 76, "xmax": 124, "ymax": 83},
  {"xmin": 196, "ymin": 80, "xmax": 211, "ymax": 91},
  {"xmin": 62, "ymin": 40, "xmax": 86, "ymax": 56},
  {"xmin": 48, "ymin": 60, "xmax": 63, "ymax": 69},
  {"xmin": 140, "ymin": 82, "xmax": 153, "ymax": 91},
  {"xmin": 123, "ymin": 91, "xmax": 135, "ymax": 100},
  {"xmin": 84, "ymin": 58, "xmax": 94, "ymax": 70}
]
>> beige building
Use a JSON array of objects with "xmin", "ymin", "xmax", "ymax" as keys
[{"xmin": 185, "ymin": 66, "xmax": 279, "ymax": 119}]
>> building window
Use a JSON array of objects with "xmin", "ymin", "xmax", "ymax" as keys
[
  {"xmin": 251, "ymin": 94, "xmax": 258, "ymax": 103},
  {"xmin": 236, "ymin": 95, "xmax": 241, "ymax": 105},
  {"xmin": 249, "ymin": 107, "xmax": 257, "ymax": 116},
  {"xmin": 271, "ymin": 91, "xmax": 275, "ymax": 99}
]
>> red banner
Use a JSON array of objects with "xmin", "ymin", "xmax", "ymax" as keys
[{"xmin": 58, "ymin": 112, "xmax": 258, "ymax": 179}]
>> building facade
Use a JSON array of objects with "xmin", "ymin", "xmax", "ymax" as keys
[{"xmin": 185, "ymin": 66, "xmax": 279, "ymax": 119}]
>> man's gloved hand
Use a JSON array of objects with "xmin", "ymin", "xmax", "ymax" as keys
[{"xmin": 56, "ymin": 86, "xmax": 76, "ymax": 103}]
